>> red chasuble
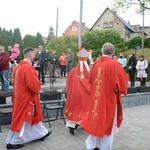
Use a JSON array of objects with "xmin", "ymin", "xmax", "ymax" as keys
[
  {"xmin": 81, "ymin": 56, "xmax": 128, "ymax": 137},
  {"xmin": 65, "ymin": 64, "xmax": 91, "ymax": 121},
  {"xmin": 10, "ymin": 60, "xmax": 43, "ymax": 132}
]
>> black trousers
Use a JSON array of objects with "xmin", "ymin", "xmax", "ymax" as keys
[
  {"xmin": 38, "ymin": 65, "xmax": 45, "ymax": 83},
  {"xmin": 60, "ymin": 65, "xmax": 66, "ymax": 77},
  {"xmin": 140, "ymin": 77, "xmax": 146, "ymax": 86},
  {"xmin": 129, "ymin": 72, "xmax": 136, "ymax": 86}
]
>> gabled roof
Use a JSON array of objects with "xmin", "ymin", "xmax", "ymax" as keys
[
  {"xmin": 90, "ymin": 7, "xmax": 136, "ymax": 33},
  {"xmin": 62, "ymin": 20, "xmax": 90, "ymax": 35}
]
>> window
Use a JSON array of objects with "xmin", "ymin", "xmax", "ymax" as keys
[
  {"xmin": 103, "ymin": 22, "xmax": 108, "ymax": 28},
  {"xmin": 109, "ymin": 22, "xmax": 114, "ymax": 28},
  {"xmin": 98, "ymin": 24, "xmax": 100, "ymax": 28},
  {"xmin": 72, "ymin": 26, "xmax": 77, "ymax": 31}
]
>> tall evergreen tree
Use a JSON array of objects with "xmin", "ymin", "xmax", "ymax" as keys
[
  {"xmin": 0, "ymin": 28, "xmax": 13, "ymax": 49},
  {"xmin": 0, "ymin": 29, "xmax": 6, "ymax": 47},
  {"xmin": 8, "ymin": 29, "xmax": 13, "ymax": 46},
  {"xmin": 47, "ymin": 26, "xmax": 55, "ymax": 40},
  {"xmin": 23, "ymin": 35, "xmax": 36, "ymax": 49},
  {"xmin": 36, "ymin": 32, "xmax": 44, "ymax": 47},
  {"xmin": 13, "ymin": 28, "xmax": 22, "ymax": 46}
]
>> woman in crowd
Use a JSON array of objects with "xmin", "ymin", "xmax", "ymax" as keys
[
  {"xmin": 128, "ymin": 53, "xmax": 137, "ymax": 87},
  {"xmin": 59, "ymin": 52, "xmax": 67, "ymax": 78},
  {"xmin": 136, "ymin": 55, "xmax": 148, "ymax": 87}
]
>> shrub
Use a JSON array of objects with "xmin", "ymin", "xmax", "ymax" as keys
[
  {"xmin": 144, "ymin": 38, "xmax": 150, "ymax": 48},
  {"xmin": 128, "ymin": 36, "xmax": 142, "ymax": 49}
]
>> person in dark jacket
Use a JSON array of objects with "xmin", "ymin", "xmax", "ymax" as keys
[
  {"xmin": 49, "ymin": 50, "xmax": 58, "ymax": 78},
  {"xmin": 38, "ymin": 45, "xmax": 46, "ymax": 85},
  {"xmin": 128, "ymin": 53, "xmax": 137, "ymax": 87},
  {"xmin": 44, "ymin": 50, "xmax": 51, "ymax": 76},
  {"xmin": 66, "ymin": 48, "xmax": 74, "ymax": 74}
]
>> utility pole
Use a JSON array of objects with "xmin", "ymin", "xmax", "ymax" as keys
[
  {"xmin": 78, "ymin": 0, "xmax": 83, "ymax": 49},
  {"xmin": 56, "ymin": 7, "xmax": 59, "ymax": 37},
  {"xmin": 141, "ymin": 3, "xmax": 145, "ymax": 55}
]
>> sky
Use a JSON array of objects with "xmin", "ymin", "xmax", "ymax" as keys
[{"xmin": 0, "ymin": 0, "xmax": 150, "ymax": 38}]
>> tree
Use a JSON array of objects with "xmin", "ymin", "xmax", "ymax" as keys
[
  {"xmin": 13, "ymin": 28, "xmax": 22, "ymax": 46},
  {"xmin": 36, "ymin": 32, "xmax": 44, "ymax": 47},
  {"xmin": 0, "ymin": 28, "xmax": 13, "ymax": 49},
  {"xmin": 82, "ymin": 29, "xmax": 122, "ymax": 58},
  {"xmin": 112, "ymin": 0, "xmax": 150, "ymax": 12},
  {"xmin": 23, "ymin": 35, "xmax": 36, "ymax": 49},
  {"xmin": 45, "ymin": 35, "xmax": 79, "ymax": 66},
  {"xmin": 47, "ymin": 26, "xmax": 55, "ymax": 40}
]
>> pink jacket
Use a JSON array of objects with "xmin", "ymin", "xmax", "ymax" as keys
[{"xmin": 10, "ymin": 44, "xmax": 20, "ymax": 59}]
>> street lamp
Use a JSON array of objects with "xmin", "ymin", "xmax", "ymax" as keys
[{"xmin": 141, "ymin": 3, "xmax": 145, "ymax": 55}]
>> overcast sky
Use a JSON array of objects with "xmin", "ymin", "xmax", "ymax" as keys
[{"xmin": 0, "ymin": 0, "xmax": 150, "ymax": 38}]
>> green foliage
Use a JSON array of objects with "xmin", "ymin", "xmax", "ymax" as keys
[
  {"xmin": 144, "ymin": 37, "xmax": 150, "ymax": 48},
  {"xmin": 46, "ymin": 35, "xmax": 78, "ymax": 54},
  {"xmin": 128, "ymin": 36, "xmax": 142, "ymax": 49},
  {"xmin": 13, "ymin": 28, "xmax": 22, "ymax": 46},
  {"xmin": 23, "ymin": 35, "xmax": 36, "ymax": 49},
  {"xmin": 0, "ymin": 29, "xmax": 13, "ymax": 49},
  {"xmin": 36, "ymin": 32, "xmax": 44, "ymax": 47},
  {"xmin": 47, "ymin": 26, "xmax": 55, "ymax": 40},
  {"xmin": 114, "ymin": 36, "xmax": 143, "ymax": 55},
  {"xmin": 115, "ymin": 41, "xmax": 129, "ymax": 54},
  {"xmin": 112, "ymin": 0, "xmax": 150, "ymax": 13},
  {"xmin": 0, "ymin": 27, "xmax": 22, "ymax": 50},
  {"xmin": 82, "ymin": 29, "xmax": 122, "ymax": 58},
  {"xmin": 45, "ymin": 35, "xmax": 79, "ymax": 65}
]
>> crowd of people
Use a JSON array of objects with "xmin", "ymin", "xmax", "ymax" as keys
[
  {"xmin": 0, "ymin": 44, "xmax": 149, "ymax": 92},
  {"xmin": 116, "ymin": 53, "xmax": 149, "ymax": 87},
  {"xmin": 0, "ymin": 45, "xmax": 74, "ymax": 91},
  {"xmin": 0, "ymin": 42, "xmax": 149, "ymax": 150}
]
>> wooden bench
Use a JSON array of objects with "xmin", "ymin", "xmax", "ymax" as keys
[{"xmin": 0, "ymin": 90, "xmax": 13, "ymax": 104}]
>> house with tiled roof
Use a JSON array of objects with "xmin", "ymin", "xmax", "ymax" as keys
[
  {"xmin": 62, "ymin": 20, "xmax": 89, "ymax": 36},
  {"xmin": 90, "ymin": 7, "xmax": 143, "ymax": 41}
]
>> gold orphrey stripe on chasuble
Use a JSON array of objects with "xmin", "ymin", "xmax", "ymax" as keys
[{"xmin": 92, "ymin": 67, "xmax": 102, "ymax": 120}]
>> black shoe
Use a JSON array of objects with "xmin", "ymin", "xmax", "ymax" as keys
[
  {"xmin": 6, "ymin": 144, "xmax": 24, "ymax": 149},
  {"xmin": 75, "ymin": 124, "xmax": 79, "ymax": 129},
  {"xmin": 39, "ymin": 130, "xmax": 52, "ymax": 141},
  {"xmin": 69, "ymin": 127, "xmax": 74, "ymax": 135},
  {"xmin": 93, "ymin": 148, "xmax": 100, "ymax": 150}
]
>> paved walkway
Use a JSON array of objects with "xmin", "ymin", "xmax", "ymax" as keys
[
  {"xmin": 0, "ymin": 105, "xmax": 150, "ymax": 150},
  {"xmin": 1, "ymin": 77, "xmax": 150, "ymax": 149}
]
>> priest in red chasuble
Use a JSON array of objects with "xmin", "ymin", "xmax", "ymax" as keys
[
  {"xmin": 6, "ymin": 47, "xmax": 51, "ymax": 149},
  {"xmin": 65, "ymin": 47, "xmax": 91, "ymax": 135},
  {"xmin": 80, "ymin": 43, "xmax": 128, "ymax": 150}
]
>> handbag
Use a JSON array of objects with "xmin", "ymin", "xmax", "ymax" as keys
[
  {"xmin": 145, "ymin": 67, "xmax": 150, "ymax": 73},
  {"xmin": 144, "ymin": 60, "xmax": 150, "ymax": 73}
]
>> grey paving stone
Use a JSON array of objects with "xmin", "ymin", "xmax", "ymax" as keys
[{"xmin": 0, "ymin": 105, "xmax": 150, "ymax": 150}]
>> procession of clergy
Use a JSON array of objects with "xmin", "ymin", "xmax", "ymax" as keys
[{"xmin": 5, "ymin": 43, "xmax": 128, "ymax": 150}]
